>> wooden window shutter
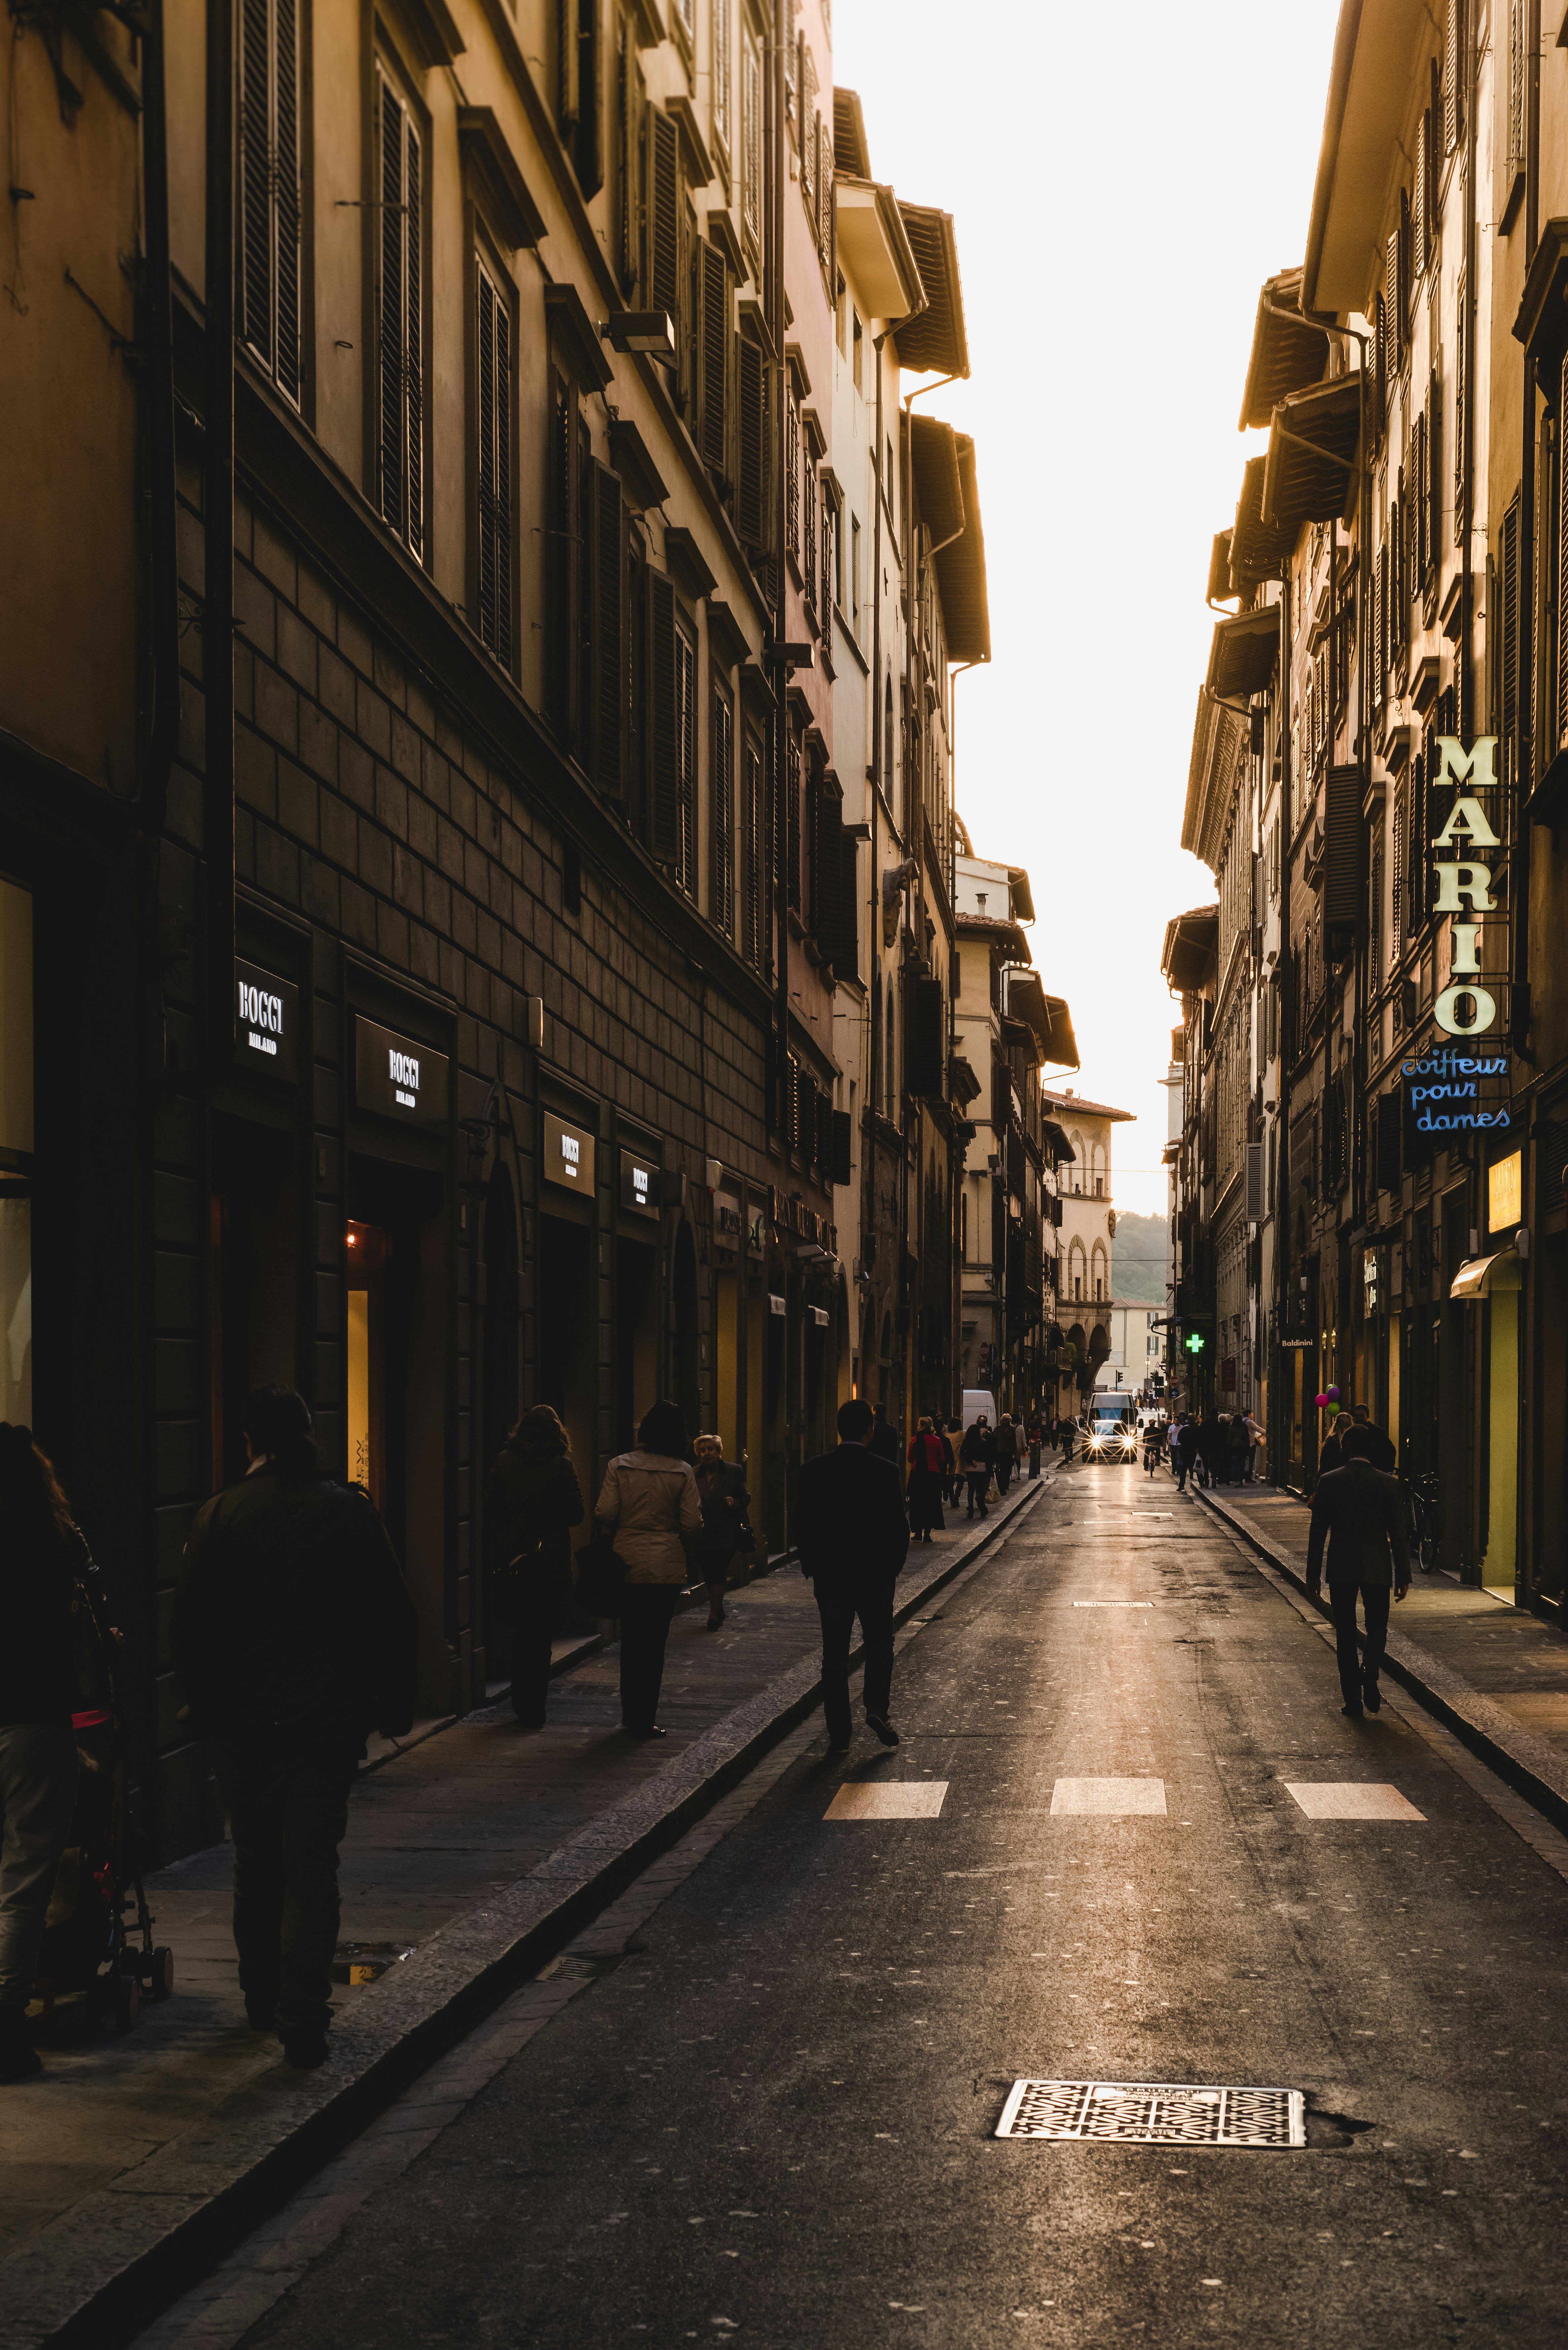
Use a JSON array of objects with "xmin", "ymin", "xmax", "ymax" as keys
[
  {"xmin": 742, "ymin": 32, "xmax": 761, "ymax": 250},
  {"xmin": 786, "ymin": 729, "xmax": 801, "ymax": 909},
  {"xmin": 1439, "ymin": 371, "xmax": 1448, "ymax": 588},
  {"xmin": 649, "ymin": 572, "xmax": 679, "ymax": 863},
  {"xmin": 1501, "ymin": 494, "xmax": 1519, "ymax": 787},
  {"xmin": 1384, "ymin": 230, "xmax": 1400, "ymax": 375},
  {"xmin": 737, "ymin": 336, "xmax": 765, "ymax": 547},
  {"xmin": 547, "ymin": 370, "xmax": 579, "ymax": 734},
  {"xmin": 1444, "ymin": 0, "xmax": 1461, "ymax": 150},
  {"xmin": 1398, "ymin": 187, "xmax": 1411, "ymax": 338},
  {"xmin": 676, "ymin": 625, "xmax": 696, "ymax": 895},
  {"xmin": 803, "ymin": 461, "xmax": 817, "ymax": 610},
  {"xmin": 591, "ymin": 459, "xmax": 624, "ymax": 793},
  {"xmin": 1453, "ymin": 308, "xmax": 1465, "ymax": 545},
  {"xmin": 403, "ymin": 115, "xmax": 423, "ymax": 557},
  {"xmin": 700, "ymin": 242, "xmax": 729, "ymax": 477},
  {"xmin": 1372, "ymin": 293, "xmax": 1385, "ymax": 440},
  {"xmin": 712, "ymin": 691, "xmax": 734, "ymax": 937},
  {"xmin": 648, "ymin": 108, "xmax": 680, "ymax": 317},
  {"xmin": 1509, "ymin": 0, "xmax": 1525, "ymax": 168},
  {"xmin": 800, "ymin": 46, "xmax": 816, "ymax": 216},
  {"xmin": 239, "ymin": 0, "xmax": 301, "ymax": 405},
  {"xmin": 1375, "ymin": 541, "xmax": 1386, "ymax": 704},
  {"xmin": 616, "ymin": 23, "xmax": 643, "ymax": 299},
  {"xmin": 1558, "ymin": 361, "xmax": 1568, "ymax": 754},
  {"xmin": 1414, "ymin": 409, "xmax": 1427, "ymax": 582},
  {"xmin": 742, "ymin": 735, "xmax": 762, "ymax": 966},
  {"xmin": 377, "ymin": 76, "xmax": 406, "ymax": 543},
  {"xmin": 1413, "ymin": 118, "xmax": 1427, "ymax": 280},
  {"xmin": 786, "ymin": 397, "xmax": 800, "ymax": 560},
  {"xmin": 476, "ymin": 262, "xmax": 512, "ymax": 663}
]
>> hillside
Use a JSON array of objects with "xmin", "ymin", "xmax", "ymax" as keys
[{"xmin": 1111, "ymin": 1210, "xmax": 1169, "ymax": 1305}]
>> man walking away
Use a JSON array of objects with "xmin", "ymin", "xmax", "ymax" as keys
[
  {"xmin": 1027, "ymin": 1414, "xmax": 1043, "ymax": 1480},
  {"xmin": 1350, "ymin": 1404, "xmax": 1396, "ymax": 1474},
  {"xmin": 174, "ymin": 1388, "xmax": 418, "ymax": 2070},
  {"xmin": 994, "ymin": 1413, "xmax": 1016, "ymax": 1497},
  {"xmin": 960, "ymin": 1415, "xmax": 995, "ymax": 1515},
  {"xmin": 941, "ymin": 1418, "xmax": 961, "ymax": 1506},
  {"xmin": 869, "ymin": 1404, "xmax": 902, "ymax": 1473},
  {"xmin": 796, "ymin": 1398, "xmax": 911, "ymax": 1756},
  {"xmin": 1060, "ymin": 1413, "xmax": 1075, "ymax": 1466},
  {"xmin": 1174, "ymin": 1414, "xmax": 1198, "ymax": 1495},
  {"xmin": 1307, "ymin": 1425, "xmax": 1410, "ymax": 1718}
]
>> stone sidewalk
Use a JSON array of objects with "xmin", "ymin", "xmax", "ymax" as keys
[
  {"xmin": 2, "ymin": 1470, "xmax": 1046, "ymax": 2350},
  {"xmin": 1191, "ymin": 1473, "xmax": 1568, "ymax": 1824}
]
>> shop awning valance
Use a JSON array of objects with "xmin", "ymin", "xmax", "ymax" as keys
[
  {"xmin": 1449, "ymin": 1248, "xmax": 1521, "ymax": 1302},
  {"xmin": 1262, "ymin": 375, "xmax": 1362, "ymax": 533}
]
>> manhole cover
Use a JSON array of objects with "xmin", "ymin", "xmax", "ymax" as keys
[{"xmin": 996, "ymin": 2079, "xmax": 1304, "ymax": 2148}]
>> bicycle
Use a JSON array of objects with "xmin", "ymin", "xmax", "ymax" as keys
[{"xmin": 1407, "ymin": 1471, "xmax": 1442, "ymax": 1572}]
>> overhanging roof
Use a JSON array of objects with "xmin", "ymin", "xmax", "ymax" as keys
[
  {"xmin": 1182, "ymin": 689, "xmax": 1245, "ymax": 870},
  {"xmin": 1262, "ymin": 375, "xmax": 1361, "ymax": 532},
  {"xmin": 1207, "ymin": 530, "xmax": 1236, "ymax": 604},
  {"xmin": 1007, "ymin": 973, "xmax": 1079, "ymax": 1070},
  {"xmin": 1304, "ymin": 0, "xmax": 1432, "ymax": 318},
  {"xmin": 1041, "ymin": 1119, "xmax": 1077, "ymax": 1162},
  {"xmin": 833, "ymin": 87, "xmax": 872, "ymax": 180},
  {"xmin": 909, "ymin": 413, "xmax": 965, "ymax": 543},
  {"xmin": 1206, "ymin": 603, "xmax": 1279, "ymax": 702},
  {"xmin": 933, "ymin": 433, "xmax": 989, "ymax": 661},
  {"xmin": 1040, "ymin": 1089, "xmax": 1134, "ymax": 1123},
  {"xmin": 1238, "ymin": 268, "xmax": 1331, "ymax": 430},
  {"xmin": 1231, "ymin": 454, "xmax": 1293, "ymax": 583},
  {"xmin": 835, "ymin": 176, "xmax": 925, "ymax": 321},
  {"xmin": 1161, "ymin": 905, "xmax": 1219, "ymax": 995},
  {"xmin": 895, "ymin": 202, "xmax": 969, "ymax": 376}
]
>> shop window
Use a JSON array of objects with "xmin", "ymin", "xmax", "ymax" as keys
[
  {"xmin": 345, "ymin": 1221, "xmax": 387, "ymax": 1503},
  {"xmin": 0, "ymin": 875, "xmax": 33, "ymax": 1424}
]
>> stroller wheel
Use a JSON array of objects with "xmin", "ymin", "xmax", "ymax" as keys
[
  {"xmin": 111, "ymin": 1969, "xmax": 141, "ymax": 2035},
  {"xmin": 141, "ymin": 1946, "xmax": 174, "ymax": 2002}
]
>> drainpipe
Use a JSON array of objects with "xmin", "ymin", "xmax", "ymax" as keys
[
  {"xmin": 864, "ymin": 331, "xmax": 886, "ymax": 1317},
  {"xmin": 205, "ymin": 0, "xmax": 235, "ymax": 1075},
  {"xmin": 1274, "ymin": 569, "xmax": 1293, "ymax": 1484}
]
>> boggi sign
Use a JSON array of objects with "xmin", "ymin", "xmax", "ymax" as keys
[
  {"xmin": 1428, "ymin": 736, "xmax": 1502, "ymax": 1038},
  {"xmin": 354, "ymin": 1015, "xmax": 450, "ymax": 1130},
  {"xmin": 234, "ymin": 958, "xmax": 298, "ymax": 1082}
]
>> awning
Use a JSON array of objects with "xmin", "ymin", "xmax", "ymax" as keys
[
  {"xmin": 1207, "ymin": 530, "xmax": 1235, "ymax": 604},
  {"xmin": 1262, "ymin": 375, "xmax": 1362, "ymax": 533},
  {"xmin": 1449, "ymin": 1248, "xmax": 1522, "ymax": 1302},
  {"xmin": 1231, "ymin": 455, "xmax": 1293, "ymax": 583},
  {"xmin": 894, "ymin": 202, "xmax": 969, "ymax": 376},
  {"xmin": 909, "ymin": 413, "xmax": 965, "ymax": 543},
  {"xmin": 933, "ymin": 433, "xmax": 989, "ymax": 661},
  {"xmin": 1238, "ymin": 268, "xmax": 1330, "ymax": 430},
  {"xmin": 1005, "ymin": 973, "xmax": 1077, "ymax": 1068},
  {"xmin": 1041, "ymin": 1119, "xmax": 1076, "ymax": 1162},
  {"xmin": 1206, "ymin": 603, "xmax": 1278, "ymax": 701}
]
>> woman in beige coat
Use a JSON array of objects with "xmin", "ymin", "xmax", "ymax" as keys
[{"xmin": 595, "ymin": 1400, "xmax": 703, "ymax": 1737}]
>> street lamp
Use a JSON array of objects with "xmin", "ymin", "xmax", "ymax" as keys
[{"xmin": 600, "ymin": 311, "xmax": 678, "ymax": 365}]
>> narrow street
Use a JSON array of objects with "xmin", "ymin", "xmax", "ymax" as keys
[{"xmin": 141, "ymin": 1466, "xmax": 1568, "ymax": 2350}]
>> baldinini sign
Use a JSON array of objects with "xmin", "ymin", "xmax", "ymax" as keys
[{"xmin": 1403, "ymin": 735, "xmax": 1510, "ymax": 1134}]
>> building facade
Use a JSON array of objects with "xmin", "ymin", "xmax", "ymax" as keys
[
  {"xmin": 0, "ymin": 5, "xmax": 1056, "ymax": 1862},
  {"xmin": 1166, "ymin": 0, "xmax": 1568, "ymax": 1619}
]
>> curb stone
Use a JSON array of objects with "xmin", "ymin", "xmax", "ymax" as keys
[
  {"xmin": 3, "ymin": 1478, "xmax": 1044, "ymax": 2350},
  {"xmin": 1196, "ymin": 1482, "xmax": 1568, "ymax": 1840}
]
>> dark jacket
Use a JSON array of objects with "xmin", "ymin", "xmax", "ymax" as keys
[
  {"xmin": 959, "ymin": 1424, "xmax": 994, "ymax": 1470},
  {"xmin": 1354, "ymin": 1419, "xmax": 1397, "ymax": 1474},
  {"xmin": 1315, "ymin": 1429, "xmax": 1347, "ymax": 1484},
  {"xmin": 174, "ymin": 1463, "xmax": 419, "ymax": 1746},
  {"xmin": 794, "ymin": 1442, "xmax": 911, "ymax": 1589},
  {"xmin": 0, "ymin": 1519, "xmax": 98, "ymax": 1729},
  {"xmin": 868, "ymin": 1415, "xmax": 902, "ymax": 1470},
  {"xmin": 488, "ymin": 1444, "xmax": 585, "ymax": 1575},
  {"xmin": 693, "ymin": 1458, "xmax": 751, "ymax": 1565},
  {"xmin": 1307, "ymin": 1459, "xmax": 1411, "ymax": 1591}
]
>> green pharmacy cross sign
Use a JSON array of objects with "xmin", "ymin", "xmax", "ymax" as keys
[{"xmin": 1184, "ymin": 1329, "xmax": 1206, "ymax": 1356}]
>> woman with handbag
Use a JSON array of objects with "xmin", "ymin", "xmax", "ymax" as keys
[
  {"xmin": 595, "ymin": 1401, "xmax": 703, "ymax": 1738},
  {"xmin": 906, "ymin": 1417, "xmax": 946, "ymax": 1543},
  {"xmin": 487, "ymin": 1406, "xmax": 584, "ymax": 1728},
  {"xmin": 692, "ymin": 1434, "xmax": 751, "ymax": 1630}
]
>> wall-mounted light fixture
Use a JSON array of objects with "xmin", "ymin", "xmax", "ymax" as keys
[{"xmin": 601, "ymin": 311, "xmax": 677, "ymax": 364}]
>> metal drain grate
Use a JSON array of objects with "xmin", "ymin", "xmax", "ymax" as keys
[{"xmin": 996, "ymin": 2079, "xmax": 1305, "ymax": 2148}]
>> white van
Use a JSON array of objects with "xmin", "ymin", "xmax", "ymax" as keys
[{"xmin": 960, "ymin": 1389, "xmax": 997, "ymax": 1431}]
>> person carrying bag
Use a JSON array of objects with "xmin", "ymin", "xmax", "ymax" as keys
[{"xmin": 487, "ymin": 1406, "xmax": 584, "ymax": 1728}]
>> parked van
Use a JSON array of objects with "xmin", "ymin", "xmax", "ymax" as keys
[{"xmin": 961, "ymin": 1389, "xmax": 997, "ymax": 1431}]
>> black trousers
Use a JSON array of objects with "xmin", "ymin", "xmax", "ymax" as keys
[
  {"xmin": 510, "ymin": 1563, "xmax": 557, "ymax": 1724},
  {"xmin": 814, "ymin": 1572, "xmax": 896, "ymax": 1745},
  {"xmin": 996, "ymin": 1453, "xmax": 1014, "ymax": 1494},
  {"xmin": 215, "ymin": 1736, "xmax": 358, "ymax": 2035},
  {"xmin": 964, "ymin": 1470, "xmax": 989, "ymax": 1514},
  {"xmin": 619, "ymin": 1584, "xmax": 680, "ymax": 1731},
  {"xmin": 1329, "ymin": 1573, "xmax": 1391, "ymax": 1708}
]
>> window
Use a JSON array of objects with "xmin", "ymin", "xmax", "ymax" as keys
[
  {"xmin": 676, "ymin": 621, "xmax": 697, "ymax": 896},
  {"xmin": 786, "ymin": 395, "xmax": 801, "ymax": 563},
  {"xmin": 786, "ymin": 724, "xmax": 802, "ymax": 910},
  {"xmin": 547, "ymin": 373, "xmax": 623, "ymax": 782},
  {"xmin": 698, "ymin": 241, "xmax": 729, "ymax": 480},
  {"xmin": 741, "ymin": 26, "xmax": 762, "ymax": 256},
  {"xmin": 712, "ymin": 0, "xmax": 731, "ymax": 161},
  {"xmin": 885, "ymin": 987, "xmax": 896, "ymax": 1115},
  {"xmin": 851, "ymin": 514, "xmax": 860, "ymax": 626},
  {"xmin": 803, "ymin": 460, "xmax": 817, "ymax": 611},
  {"xmin": 713, "ymin": 687, "xmax": 734, "ymax": 936},
  {"xmin": 615, "ymin": 16, "xmax": 645, "ymax": 300},
  {"xmin": 1074, "ymin": 1278, "xmax": 1082, "ymax": 1302},
  {"xmin": 742, "ymin": 732, "xmax": 764, "ymax": 967},
  {"xmin": 239, "ymin": 0, "xmax": 302, "ymax": 406},
  {"xmin": 375, "ymin": 66, "xmax": 424, "ymax": 560},
  {"xmin": 474, "ymin": 258, "xmax": 512, "ymax": 664},
  {"xmin": 557, "ymin": 0, "xmax": 601, "ymax": 196},
  {"xmin": 852, "ymin": 309, "xmax": 862, "ymax": 391}
]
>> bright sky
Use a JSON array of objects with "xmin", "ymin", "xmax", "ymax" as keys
[{"xmin": 834, "ymin": 0, "xmax": 1342, "ymax": 1214}]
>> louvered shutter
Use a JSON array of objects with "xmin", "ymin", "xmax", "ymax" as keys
[
  {"xmin": 1399, "ymin": 188, "xmax": 1411, "ymax": 338},
  {"xmin": 616, "ymin": 24, "xmax": 642, "ymax": 298},
  {"xmin": 1510, "ymin": 0, "xmax": 1524, "ymax": 166},
  {"xmin": 1375, "ymin": 541, "xmax": 1386, "ymax": 705},
  {"xmin": 1414, "ymin": 118, "xmax": 1427, "ymax": 280},
  {"xmin": 742, "ymin": 736, "xmax": 762, "ymax": 966},
  {"xmin": 712, "ymin": 691, "xmax": 734, "ymax": 937},
  {"xmin": 272, "ymin": 0, "xmax": 300, "ymax": 401},
  {"xmin": 591, "ymin": 459, "xmax": 624, "ymax": 793},
  {"xmin": 737, "ymin": 337, "xmax": 764, "ymax": 547},
  {"xmin": 800, "ymin": 44, "xmax": 816, "ymax": 217},
  {"xmin": 803, "ymin": 461, "xmax": 817, "ymax": 610},
  {"xmin": 1445, "ymin": 0, "xmax": 1461, "ymax": 150},
  {"xmin": 1384, "ymin": 230, "xmax": 1400, "ymax": 376},
  {"xmin": 239, "ymin": 0, "xmax": 300, "ymax": 404},
  {"xmin": 786, "ymin": 730, "xmax": 801, "ymax": 909},
  {"xmin": 786, "ymin": 396, "xmax": 800, "ymax": 560},
  {"xmin": 700, "ymin": 242, "xmax": 728, "ymax": 476},
  {"xmin": 838, "ymin": 828, "xmax": 857, "ymax": 978},
  {"xmin": 378, "ymin": 78, "xmax": 405, "ymax": 542},
  {"xmin": 648, "ymin": 108, "xmax": 679, "ymax": 316},
  {"xmin": 404, "ymin": 116, "xmax": 423, "ymax": 558},
  {"xmin": 648, "ymin": 571, "xmax": 679, "ymax": 862},
  {"xmin": 814, "ymin": 778, "xmax": 837, "ymax": 950},
  {"xmin": 476, "ymin": 262, "xmax": 513, "ymax": 663},
  {"xmin": 1427, "ymin": 365, "xmax": 1441, "ymax": 581},
  {"xmin": 1372, "ymin": 293, "xmax": 1385, "ymax": 440},
  {"xmin": 1453, "ymin": 303, "xmax": 1465, "ymax": 546},
  {"xmin": 1501, "ymin": 496, "xmax": 1519, "ymax": 788},
  {"xmin": 547, "ymin": 370, "xmax": 579, "ymax": 734},
  {"xmin": 1415, "ymin": 409, "xmax": 1428, "ymax": 582},
  {"xmin": 676, "ymin": 624, "xmax": 696, "ymax": 894},
  {"xmin": 1558, "ymin": 358, "xmax": 1568, "ymax": 755},
  {"xmin": 742, "ymin": 33, "xmax": 761, "ymax": 251}
]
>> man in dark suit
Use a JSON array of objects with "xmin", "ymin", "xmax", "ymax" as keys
[
  {"xmin": 795, "ymin": 1397, "xmax": 912, "ymax": 1757},
  {"xmin": 1306, "ymin": 1424, "xmax": 1410, "ymax": 1719},
  {"xmin": 868, "ymin": 1402, "xmax": 902, "ymax": 1472},
  {"xmin": 1349, "ymin": 1403, "xmax": 1397, "ymax": 1473}
]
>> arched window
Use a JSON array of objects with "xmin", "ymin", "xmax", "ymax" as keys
[
  {"xmin": 1069, "ymin": 1129, "xmax": 1085, "ymax": 1193},
  {"xmin": 1092, "ymin": 1241, "xmax": 1108, "ymax": 1304},
  {"xmin": 1068, "ymin": 1238, "xmax": 1087, "ymax": 1302}
]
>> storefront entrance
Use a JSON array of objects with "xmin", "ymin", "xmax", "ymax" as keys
[{"xmin": 211, "ymin": 1112, "xmax": 300, "ymax": 1488}]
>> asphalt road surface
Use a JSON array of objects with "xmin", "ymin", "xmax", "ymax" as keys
[{"xmin": 147, "ymin": 1465, "xmax": 1568, "ymax": 2348}]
